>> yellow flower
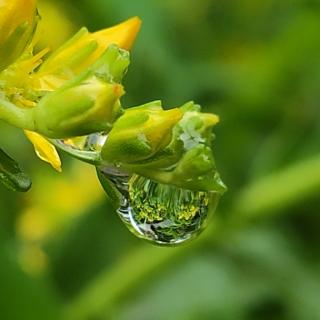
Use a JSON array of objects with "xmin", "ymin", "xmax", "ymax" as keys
[
  {"xmin": 28, "ymin": 17, "xmax": 140, "ymax": 170},
  {"xmin": 0, "ymin": 13, "xmax": 141, "ymax": 171},
  {"xmin": 32, "ymin": 16, "xmax": 142, "ymax": 91}
]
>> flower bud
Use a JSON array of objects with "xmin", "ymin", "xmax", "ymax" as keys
[
  {"xmin": 32, "ymin": 73, "xmax": 124, "ymax": 138},
  {"xmin": 101, "ymin": 101, "xmax": 183, "ymax": 164},
  {"xmin": 102, "ymin": 101, "xmax": 226, "ymax": 192},
  {"xmin": 0, "ymin": 0, "xmax": 37, "ymax": 71},
  {"xmin": 0, "ymin": 13, "xmax": 141, "ymax": 171}
]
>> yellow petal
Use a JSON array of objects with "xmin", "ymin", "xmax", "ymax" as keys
[
  {"xmin": 93, "ymin": 16, "xmax": 142, "ymax": 51},
  {"xmin": 37, "ymin": 16, "xmax": 142, "ymax": 79},
  {"xmin": 86, "ymin": 16, "xmax": 141, "ymax": 68},
  {"xmin": 24, "ymin": 130, "xmax": 62, "ymax": 172}
]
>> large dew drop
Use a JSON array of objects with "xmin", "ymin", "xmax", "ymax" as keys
[{"xmin": 99, "ymin": 167, "xmax": 220, "ymax": 245}]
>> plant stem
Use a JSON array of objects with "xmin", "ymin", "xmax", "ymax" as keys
[
  {"xmin": 49, "ymin": 139, "xmax": 102, "ymax": 165},
  {"xmin": 0, "ymin": 98, "xmax": 35, "ymax": 130}
]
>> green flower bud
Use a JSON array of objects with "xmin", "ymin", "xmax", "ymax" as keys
[
  {"xmin": 101, "ymin": 101, "xmax": 226, "ymax": 192},
  {"xmin": 32, "ymin": 73, "xmax": 124, "ymax": 138},
  {"xmin": 101, "ymin": 101, "xmax": 183, "ymax": 163}
]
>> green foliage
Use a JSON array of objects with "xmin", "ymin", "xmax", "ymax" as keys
[
  {"xmin": 1, "ymin": 0, "xmax": 320, "ymax": 319},
  {"xmin": 0, "ymin": 241, "xmax": 61, "ymax": 320}
]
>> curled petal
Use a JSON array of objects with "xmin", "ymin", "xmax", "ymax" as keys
[{"xmin": 25, "ymin": 130, "xmax": 62, "ymax": 172}]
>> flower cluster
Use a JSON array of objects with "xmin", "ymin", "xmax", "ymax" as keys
[
  {"xmin": 0, "ymin": 0, "xmax": 141, "ymax": 171},
  {"xmin": 0, "ymin": 0, "xmax": 225, "ymax": 193}
]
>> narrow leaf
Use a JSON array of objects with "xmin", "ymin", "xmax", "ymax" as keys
[{"xmin": 0, "ymin": 149, "xmax": 32, "ymax": 192}]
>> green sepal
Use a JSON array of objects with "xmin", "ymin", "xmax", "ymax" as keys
[
  {"xmin": 91, "ymin": 44, "xmax": 130, "ymax": 83},
  {"xmin": 40, "ymin": 29, "xmax": 98, "ymax": 76},
  {"xmin": 0, "ymin": 148, "xmax": 31, "ymax": 192},
  {"xmin": 39, "ymin": 27, "xmax": 90, "ymax": 73},
  {"xmin": 165, "ymin": 144, "xmax": 227, "ymax": 192}
]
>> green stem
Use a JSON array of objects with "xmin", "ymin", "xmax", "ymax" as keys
[
  {"xmin": 233, "ymin": 153, "xmax": 320, "ymax": 220},
  {"xmin": 49, "ymin": 139, "xmax": 102, "ymax": 165},
  {"xmin": 63, "ymin": 153, "xmax": 320, "ymax": 320},
  {"xmin": 0, "ymin": 98, "xmax": 35, "ymax": 130}
]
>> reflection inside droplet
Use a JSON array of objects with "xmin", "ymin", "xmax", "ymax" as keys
[{"xmin": 99, "ymin": 167, "xmax": 220, "ymax": 245}]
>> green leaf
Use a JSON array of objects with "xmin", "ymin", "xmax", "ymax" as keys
[{"xmin": 0, "ymin": 149, "xmax": 31, "ymax": 192}]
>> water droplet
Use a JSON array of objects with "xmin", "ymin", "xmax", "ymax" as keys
[
  {"xmin": 82, "ymin": 133, "xmax": 108, "ymax": 152},
  {"xmin": 52, "ymin": 133, "xmax": 222, "ymax": 245},
  {"xmin": 50, "ymin": 133, "xmax": 107, "ymax": 164},
  {"xmin": 99, "ymin": 167, "xmax": 220, "ymax": 245},
  {"xmin": 53, "ymin": 133, "xmax": 107, "ymax": 152}
]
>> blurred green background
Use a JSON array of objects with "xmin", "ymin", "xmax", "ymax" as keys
[{"xmin": 1, "ymin": 0, "xmax": 320, "ymax": 319}]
